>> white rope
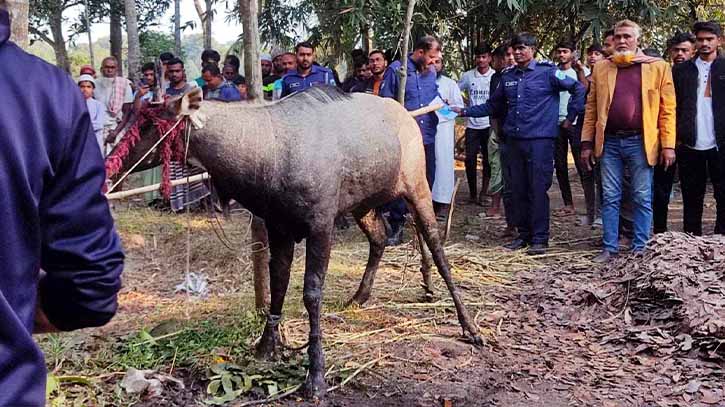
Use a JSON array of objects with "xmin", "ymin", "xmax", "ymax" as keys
[{"xmin": 106, "ymin": 116, "xmax": 185, "ymax": 194}]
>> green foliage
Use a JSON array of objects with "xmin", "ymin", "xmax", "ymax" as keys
[
  {"xmin": 204, "ymin": 358, "xmax": 308, "ymax": 405},
  {"xmin": 139, "ymin": 31, "xmax": 179, "ymax": 64},
  {"xmin": 112, "ymin": 312, "xmax": 264, "ymax": 372}
]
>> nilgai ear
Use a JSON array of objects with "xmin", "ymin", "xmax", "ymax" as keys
[{"xmin": 167, "ymin": 87, "xmax": 203, "ymax": 117}]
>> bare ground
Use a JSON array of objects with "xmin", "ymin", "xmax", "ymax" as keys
[{"xmin": 42, "ymin": 165, "xmax": 723, "ymax": 407}]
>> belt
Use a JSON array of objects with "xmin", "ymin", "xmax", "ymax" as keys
[{"xmin": 605, "ymin": 129, "xmax": 641, "ymax": 138}]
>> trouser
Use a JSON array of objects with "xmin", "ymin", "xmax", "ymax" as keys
[
  {"xmin": 508, "ymin": 138, "xmax": 555, "ymax": 245},
  {"xmin": 678, "ymin": 145, "xmax": 724, "ymax": 235},
  {"xmin": 388, "ymin": 143, "xmax": 436, "ymax": 226},
  {"xmin": 652, "ymin": 161, "xmax": 677, "ymax": 234},
  {"xmin": 499, "ymin": 136, "xmax": 515, "ymax": 228},
  {"xmin": 595, "ymin": 163, "xmax": 634, "ymax": 238},
  {"xmin": 600, "ymin": 135, "xmax": 653, "ymax": 253},
  {"xmin": 464, "ymin": 127, "xmax": 491, "ymax": 199},
  {"xmin": 554, "ymin": 125, "xmax": 596, "ymax": 220}
]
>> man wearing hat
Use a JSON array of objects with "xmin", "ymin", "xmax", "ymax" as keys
[
  {"xmin": 77, "ymin": 74, "xmax": 107, "ymax": 154},
  {"xmin": 262, "ymin": 53, "xmax": 280, "ymax": 101}
]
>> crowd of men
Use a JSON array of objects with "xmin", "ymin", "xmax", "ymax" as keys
[{"xmin": 77, "ymin": 18, "xmax": 723, "ymax": 262}]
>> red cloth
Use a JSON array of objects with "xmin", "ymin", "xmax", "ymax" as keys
[{"xmin": 605, "ymin": 64, "xmax": 643, "ymax": 133}]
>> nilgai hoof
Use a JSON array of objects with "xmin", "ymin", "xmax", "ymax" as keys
[
  {"xmin": 302, "ymin": 372, "xmax": 327, "ymax": 400},
  {"xmin": 255, "ymin": 321, "xmax": 284, "ymax": 360},
  {"xmin": 346, "ymin": 291, "xmax": 370, "ymax": 307}
]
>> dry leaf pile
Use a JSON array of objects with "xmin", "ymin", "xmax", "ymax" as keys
[{"xmin": 594, "ymin": 232, "xmax": 725, "ymax": 358}]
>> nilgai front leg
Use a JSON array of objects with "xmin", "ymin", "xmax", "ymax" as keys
[
  {"xmin": 302, "ymin": 225, "xmax": 334, "ymax": 399},
  {"xmin": 255, "ymin": 232, "xmax": 295, "ymax": 360},
  {"xmin": 250, "ymin": 216, "xmax": 271, "ymax": 310}
]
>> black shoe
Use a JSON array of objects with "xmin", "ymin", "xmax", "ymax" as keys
[
  {"xmin": 526, "ymin": 243, "xmax": 548, "ymax": 256},
  {"xmin": 503, "ymin": 238, "xmax": 528, "ymax": 251},
  {"xmin": 386, "ymin": 222, "xmax": 405, "ymax": 246},
  {"xmin": 592, "ymin": 250, "xmax": 618, "ymax": 264}
]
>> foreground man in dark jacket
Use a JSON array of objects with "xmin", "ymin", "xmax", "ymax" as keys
[{"xmin": 0, "ymin": 7, "xmax": 124, "ymax": 406}]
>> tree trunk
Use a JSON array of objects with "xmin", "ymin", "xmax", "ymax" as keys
[
  {"xmin": 124, "ymin": 0, "xmax": 140, "ymax": 81},
  {"xmin": 84, "ymin": 0, "xmax": 94, "ymax": 67},
  {"xmin": 239, "ymin": 0, "xmax": 263, "ymax": 101},
  {"xmin": 397, "ymin": 0, "xmax": 416, "ymax": 104},
  {"xmin": 174, "ymin": 0, "xmax": 181, "ymax": 56},
  {"xmin": 49, "ymin": 9, "xmax": 70, "ymax": 72},
  {"xmin": 361, "ymin": 22, "xmax": 372, "ymax": 54},
  {"xmin": 6, "ymin": 0, "xmax": 29, "ymax": 49},
  {"xmin": 204, "ymin": 0, "xmax": 212, "ymax": 49},
  {"xmin": 193, "ymin": 0, "xmax": 212, "ymax": 50},
  {"xmin": 110, "ymin": 2, "xmax": 123, "ymax": 76}
]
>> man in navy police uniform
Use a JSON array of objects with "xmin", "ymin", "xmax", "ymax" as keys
[
  {"xmin": 454, "ymin": 32, "xmax": 585, "ymax": 255},
  {"xmin": 280, "ymin": 41, "xmax": 337, "ymax": 97},
  {"xmin": 0, "ymin": 6, "xmax": 124, "ymax": 406}
]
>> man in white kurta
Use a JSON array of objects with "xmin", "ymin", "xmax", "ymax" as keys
[{"xmin": 431, "ymin": 53, "xmax": 464, "ymax": 217}]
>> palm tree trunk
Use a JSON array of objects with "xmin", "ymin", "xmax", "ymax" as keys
[
  {"xmin": 6, "ymin": 0, "xmax": 29, "ymax": 49},
  {"xmin": 124, "ymin": 0, "xmax": 141, "ymax": 81},
  {"xmin": 239, "ymin": 0, "xmax": 263, "ymax": 101},
  {"xmin": 397, "ymin": 0, "xmax": 416, "ymax": 104},
  {"xmin": 110, "ymin": 1, "xmax": 123, "ymax": 76},
  {"xmin": 174, "ymin": 0, "xmax": 181, "ymax": 56}
]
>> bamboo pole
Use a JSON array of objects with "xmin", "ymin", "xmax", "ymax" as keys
[{"xmin": 106, "ymin": 173, "xmax": 210, "ymax": 200}]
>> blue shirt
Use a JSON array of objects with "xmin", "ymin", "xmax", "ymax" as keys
[
  {"xmin": 0, "ymin": 10, "xmax": 124, "ymax": 406},
  {"xmin": 205, "ymin": 81, "xmax": 242, "ymax": 102},
  {"xmin": 280, "ymin": 64, "xmax": 337, "ymax": 97},
  {"xmin": 463, "ymin": 60, "xmax": 585, "ymax": 139},
  {"xmin": 379, "ymin": 56, "xmax": 439, "ymax": 144}
]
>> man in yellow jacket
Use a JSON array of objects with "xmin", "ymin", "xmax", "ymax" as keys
[{"xmin": 581, "ymin": 19, "xmax": 676, "ymax": 263}]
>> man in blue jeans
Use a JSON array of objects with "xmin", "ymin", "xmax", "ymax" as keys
[
  {"xmin": 581, "ymin": 19, "xmax": 676, "ymax": 263},
  {"xmin": 454, "ymin": 32, "xmax": 585, "ymax": 255}
]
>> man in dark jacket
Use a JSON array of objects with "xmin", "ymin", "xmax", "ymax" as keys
[
  {"xmin": 672, "ymin": 21, "xmax": 725, "ymax": 235},
  {"xmin": 0, "ymin": 7, "xmax": 124, "ymax": 406}
]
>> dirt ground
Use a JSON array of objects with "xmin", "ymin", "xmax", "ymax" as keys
[{"xmin": 42, "ymin": 163, "xmax": 723, "ymax": 407}]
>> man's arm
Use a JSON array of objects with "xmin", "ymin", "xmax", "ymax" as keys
[
  {"xmin": 551, "ymin": 71, "xmax": 586, "ymax": 125},
  {"xmin": 658, "ymin": 62, "xmax": 677, "ymax": 168},
  {"xmin": 38, "ymin": 94, "xmax": 124, "ymax": 332},
  {"xmin": 580, "ymin": 66, "xmax": 599, "ymax": 170},
  {"xmin": 379, "ymin": 66, "xmax": 399, "ymax": 99},
  {"xmin": 456, "ymin": 78, "xmax": 505, "ymax": 118}
]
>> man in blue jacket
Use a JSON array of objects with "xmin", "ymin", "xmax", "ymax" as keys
[
  {"xmin": 454, "ymin": 33, "xmax": 585, "ymax": 255},
  {"xmin": 0, "ymin": 7, "xmax": 124, "ymax": 406},
  {"xmin": 281, "ymin": 41, "xmax": 337, "ymax": 97},
  {"xmin": 379, "ymin": 36, "xmax": 441, "ymax": 245}
]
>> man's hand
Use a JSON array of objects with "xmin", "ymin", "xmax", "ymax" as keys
[
  {"xmin": 33, "ymin": 284, "xmax": 59, "ymax": 334},
  {"xmin": 561, "ymin": 119, "xmax": 573, "ymax": 129},
  {"xmin": 104, "ymin": 130, "xmax": 118, "ymax": 145},
  {"xmin": 137, "ymin": 84, "xmax": 150, "ymax": 97},
  {"xmin": 573, "ymin": 60, "xmax": 585, "ymax": 72},
  {"xmin": 660, "ymin": 148, "xmax": 676, "ymax": 169},
  {"xmin": 450, "ymin": 106, "xmax": 463, "ymax": 114},
  {"xmin": 581, "ymin": 148, "xmax": 595, "ymax": 172}
]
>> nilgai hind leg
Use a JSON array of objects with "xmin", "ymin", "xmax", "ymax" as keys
[
  {"xmin": 255, "ymin": 232, "xmax": 295, "ymax": 360},
  {"xmin": 405, "ymin": 186, "xmax": 481, "ymax": 343},
  {"xmin": 348, "ymin": 208, "xmax": 387, "ymax": 306}
]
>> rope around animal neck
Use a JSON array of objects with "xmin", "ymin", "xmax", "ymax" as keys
[{"xmin": 106, "ymin": 116, "xmax": 185, "ymax": 195}]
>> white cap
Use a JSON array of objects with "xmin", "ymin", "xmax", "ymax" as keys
[
  {"xmin": 261, "ymin": 53, "xmax": 272, "ymax": 62},
  {"xmin": 77, "ymin": 74, "xmax": 96, "ymax": 87}
]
